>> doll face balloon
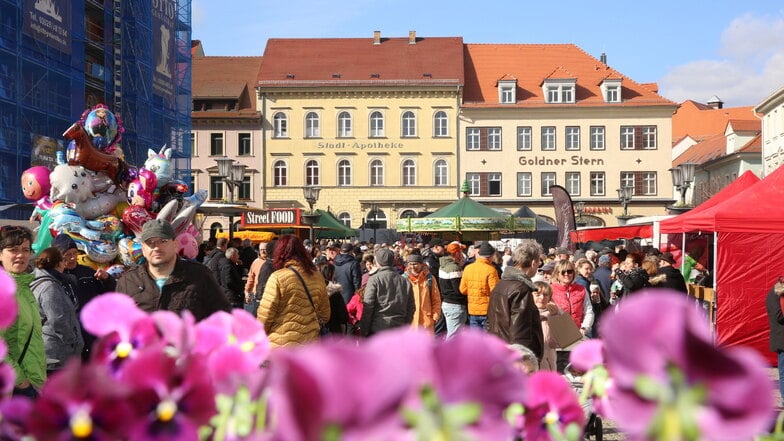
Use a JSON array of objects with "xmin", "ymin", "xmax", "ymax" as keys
[
  {"xmin": 21, "ymin": 166, "xmax": 51, "ymax": 201},
  {"xmin": 84, "ymin": 106, "xmax": 119, "ymax": 150}
]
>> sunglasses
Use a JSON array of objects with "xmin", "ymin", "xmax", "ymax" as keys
[
  {"xmin": 143, "ymin": 238, "xmax": 172, "ymax": 248},
  {"xmin": 561, "ymin": 269, "xmax": 575, "ymax": 275}
]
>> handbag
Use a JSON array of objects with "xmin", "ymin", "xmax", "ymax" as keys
[{"xmin": 288, "ymin": 267, "xmax": 330, "ymax": 338}]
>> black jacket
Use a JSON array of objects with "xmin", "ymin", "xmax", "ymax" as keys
[
  {"xmin": 205, "ymin": 249, "xmax": 242, "ymax": 307},
  {"xmin": 486, "ymin": 266, "xmax": 543, "ymax": 360},
  {"xmin": 766, "ymin": 285, "xmax": 784, "ymax": 353},
  {"xmin": 116, "ymin": 259, "xmax": 231, "ymax": 320},
  {"xmin": 422, "ymin": 248, "xmax": 441, "ymax": 286},
  {"xmin": 656, "ymin": 266, "xmax": 688, "ymax": 293},
  {"xmin": 333, "ymin": 253, "xmax": 361, "ymax": 304},
  {"xmin": 614, "ymin": 267, "xmax": 650, "ymax": 297}
]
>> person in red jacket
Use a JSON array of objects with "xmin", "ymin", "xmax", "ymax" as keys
[{"xmin": 550, "ymin": 259, "xmax": 594, "ymax": 336}]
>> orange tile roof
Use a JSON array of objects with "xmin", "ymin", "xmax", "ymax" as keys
[
  {"xmin": 674, "ymin": 132, "xmax": 761, "ymax": 167},
  {"xmin": 727, "ymin": 119, "xmax": 760, "ymax": 132},
  {"xmin": 462, "ymin": 44, "xmax": 675, "ymax": 108},
  {"xmin": 672, "ymin": 100, "xmax": 757, "ymax": 140},
  {"xmin": 257, "ymin": 36, "xmax": 464, "ymax": 87},
  {"xmin": 192, "ymin": 56, "xmax": 263, "ymax": 112}
]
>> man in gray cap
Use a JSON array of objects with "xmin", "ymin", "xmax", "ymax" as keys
[
  {"xmin": 357, "ymin": 248, "xmax": 415, "ymax": 337},
  {"xmin": 116, "ymin": 219, "xmax": 231, "ymax": 320}
]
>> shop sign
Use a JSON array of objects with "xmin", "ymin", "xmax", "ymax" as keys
[{"xmin": 243, "ymin": 208, "xmax": 300, "ymax": 227}]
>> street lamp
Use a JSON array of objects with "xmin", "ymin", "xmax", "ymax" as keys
[
  {"xmin": 669, "ymin": 162, "xmax": 697, "ymax": 206},
  {"xmin": 574, "ymin": 201, "xmax": 585, "ymax": 226},
  {"xmin": 616, "ymin": 186, "xmax": 633, "ymax": 217},
  {"xmin": 302, "ymin": 186, "xmax": 321, "ymax": 244},
  {"xmin": 215, "ymin": 157, "xmax": 247, "ymax": 240}
]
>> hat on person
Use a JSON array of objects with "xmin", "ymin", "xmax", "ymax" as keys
[
  {"xmin": 326, "ymin": 241, "xmax": 340, "ymax": 250},
  {"xmin": 539, "ymin": 261, "xmax": 556, "ymax": 273},
  {"xmin": 141, "ymin": 219, "xmax": 176, "ymax": 243},
  {"xmin": 555, "ymin": 247, "xmax": 572, "ymax": 256},
  {"xmin": 478, "ymin": 242, "xmax": 495, "ymax": 257},
  {"xmin": 598, "ymin": 254, "xmax": 611, "ymax": 266},
  {"xmin": 429, "ymin": 238, "xmax": 444, "ymax": 248},
  {"xmin": 660, "ymin": 252, "xmax": 677, "ymax": 265},
  {"xmin": 406, "ymin": 254, "xmax": 423, "ymax": 264},
  {"xmin": 303, "ymin": 239, "xmax": 312, "ymax": 247},
  {"xmin": 51, "ymin": 234, "xmax": 78, "ymax": 254},
  {"xmin": 375, "ymin": 248, "xmax": 394, "ymax": 267},
  {"xmin": 359, "ymin": 245, "xmax": 368, "ymax": 252},
  {"xmin": 340, "ymin": 242, "xmax": 353, "ymax": 253}
]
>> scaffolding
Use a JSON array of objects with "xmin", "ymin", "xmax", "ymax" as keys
[{"xmin": 0, "ymin": 0, "xmax": 192, "ymax": 220}]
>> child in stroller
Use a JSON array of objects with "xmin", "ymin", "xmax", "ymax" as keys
[{"xmin": 564, "ymin": 363, "xmax": 603, "ymax": 441}]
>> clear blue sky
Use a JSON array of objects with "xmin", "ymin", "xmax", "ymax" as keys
[{"xmin": 192, "ymin": 1, "xmax": 784, "ymax": 108}]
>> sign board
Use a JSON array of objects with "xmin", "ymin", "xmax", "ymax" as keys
[{"xmin": 242, "ymin": 208, "xmax": 301, "ymax": 228}]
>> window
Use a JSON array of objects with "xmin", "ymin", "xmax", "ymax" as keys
[
  {"xmin": 465, "ymin": 127, "xmax": 502, "ymax": 151},
  {"xmin": 498, "ymin": 79, "xmax": 517, "ymax": 104},
  {"xmin": 369, "ymin": 111, "xmax": 384, "ymax": 137},
  {"xmin": 590, "ymin": 126, "xmax": 605, "ymax": 150},
  {"xmin": 273, "ymin": 160, "xmax": 287, "ymax": 186},
  {"xmin": 620, "ymin": 171, "xmax": 658, "ymax": 196},
  {"xmin": 465, "ymin": 172, "xmax": 502, "ymax": 197},
  {"xmin": 210, "ymin": 176, "xmax": 224, "ymax": 200},
  {"xmin": 337, "ymin": 111, "xmax": 352, "ymax": 138},
  {"xmin": 541, "ymin": 172, "xmax": 556, "ymax": 196},
  {"xmin": 305, "ymin": 160, "xmax": 319, "ymax": 186},
  {"xmin": 338, "ymin": 212, "xmax": 352, "ymax": 227},
  {"xmin": 337, "ymin": 159, "xmax": 352, "ymax": 186},
  {"xmin": 601, "ymin": 79, "xmax": 622, "ymax": 103},
  {"xmin": 434, "ymin": 111, "xmax": 448, "ymax": 137},
  {"xmin": 401, "ymin": 111, "xmax": 416, "ymax": 137},
  {"xmin": 517, "ymin": 172, "xmax": 532, "ymax": 196},
  {"xmin": 434, "ymin": 159, "xmax": 448, "ymax": 186},
  {"xmin": 366, "ymin": 210, "xmax": 387, "ymax": 229},
  {"xmin": 190, "ymin": 132, "xmax": 196, "ymax": 155},
  {"xmin": 620, "ymin": 126, "xmax": 657, "ymax": 150},
  {"xmin": 517, "ymin": 126, "xmax": 532, "ymax": 151},
  {"xmin": 305, "ymin": 112, "xmax": 320, "ymax": 138},
  {"xmin": 238, "ymin": 175, "xmax": 251, "ymax": 200},
  {"xmin": 565, "ymin": 126, "xmax": 580, "ymax": 151},
  {"xmin": 238, "ymin": 133, "xmax": 251, "ymax": 156},
  {"xmin": 541, "ymin": 127, "xmax": 556, "ymax": 151},
  {"xmin": 542, "ymin": 80, "xmax": 576, "ymax": 104},
  {"xmin": 210, "ymin": 133, "xmax": 223, "ymax": 156},
  {"xmin": 590, "ymin": 172, "xmax": 605, "ymax": 196},
  {"xmin": 273, "ymin": 112, "xmax": 287, "ymax": 138},
  {"xmin": 566, "ymin": 172, "xmax": 580, "ymax": 196},
  {"xmin": 402, "ymin": 159, "xmax": 416, "ymax": 186},
  {"xmin": 370, "ymin": 159, "xmax": 384, "ymax": 186}
]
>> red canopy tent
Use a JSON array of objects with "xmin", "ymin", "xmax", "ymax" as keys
[
  {"xmin": 570, "ymin": 224, "xmax": 653, "ymax": 243},
  {"xmin": 658, "ymin": 168, "xmax": 782, "ymax": 364}
]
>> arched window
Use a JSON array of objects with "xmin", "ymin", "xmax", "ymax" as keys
[
  {"xmin": 305, "ymin": 112, "xmax": 320, "ymax": 138},
  {"xmin": 338, "ymin": 212, "xmax": 352, "ymax": 227},
  {"xmin": 369, "ymin": 111, "xmax": 384, "ymax": 137},
  {"xmin": 273, "ymin": 160, "xmax": 287, "ymax": 187},
  {"xmin": 434, "ymin": 111, "xmax": 448, "ymax": 137},
  {"xmin": 401, "ymin": 111, "xmax": 416, "ymax": 137},
  {"xmin": 369, "ymin": 159, "xmax": 384, "ymax": 186},
  {"xmin": 365, "ymin": 209, "xmax": 387, "ymax": 229},
  {"xmin": 337, "ymin": 111, "xmax": 352, "ymax": 138},
  {"xmin": 305, "ymin": 160, "xmax": 319, "ymax": 186},
  {"xmin": 402, "ymin": 159, "xmax": 416, "ymax": 186},
  {"xmin": 399, "ymin": 209, "xmax": 417, "ymax": 219},
  {"xmin": 434, "ymin": 159, "xmax": 448, "ymax": 186},
  {"xmin": 337, "ymin": 159, "xmax": 352, "ymax": 186},
  {"xmin": 273, "ymin": 112, "xmax": 287, "ymax": 138}
]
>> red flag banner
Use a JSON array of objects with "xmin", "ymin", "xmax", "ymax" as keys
[{"xmin": 550, "ymin": 185, "xmax": 576, "ymax": 250}]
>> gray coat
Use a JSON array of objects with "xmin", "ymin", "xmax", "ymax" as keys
[
  {"xmin": 30, "ymin": 268, "xmax": 84, "ymax": 370},
  {"xmin": 358, "ymin": 266, "xmax": 414, "ymax": 337}
]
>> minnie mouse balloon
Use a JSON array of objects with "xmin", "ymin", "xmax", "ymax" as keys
[{"xmin": 83, "ymin": 105, "xmax": 120, "ymax": 150}]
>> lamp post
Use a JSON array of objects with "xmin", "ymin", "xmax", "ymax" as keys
[
  {"xmin": 302, "ymin": 187, "xmax": 321, "ymax": 244},
  {"xmin": 215, "ymin": 157, "xmax": 247, "ymax": 240},
  {"xmin": 669, "ymin": 162, "xmax": 697, "ymax": 206},
  {"xmin": 574, "ymin": 201, "xmax": 585, "ymax": 227},
  {"xmin": 616, "ymin": 186, "xmax": 633, "ymax": 217}
]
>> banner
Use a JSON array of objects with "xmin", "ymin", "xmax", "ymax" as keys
[
  {"xmin": 550, "ymin": 185, "xmax": 576, "ymax": 251},
  {"xmin": 152, "ymin": 0, "xmax": 175, "ymax": 102},
  {"xmin": 23, "ymin": 0, "xmax": 71, "ymax": 54}
]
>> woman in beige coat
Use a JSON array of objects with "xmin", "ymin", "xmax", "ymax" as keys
[
  {"xmin": 404, "ymin": 254, "xmax": 441, "ymax": 331},
  {"xmin": 257, "ymin": 235, "xmax": 330, "ymax": 348},
  {"xmin": 533, "ymin": 281, "xmax": 563, "ymax": 371}
]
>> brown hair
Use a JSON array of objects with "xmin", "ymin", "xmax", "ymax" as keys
[{"xmin": 35, "ymin": 247, "xmax": 63, "ymax": 270}]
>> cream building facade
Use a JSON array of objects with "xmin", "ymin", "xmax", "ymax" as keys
[
  {"xmin": 256, "ymin": 33, "xmax": 465, "ymax": 234},
  {"xmin": 754, "ymin": 86, "xmax": 784, "ymax": 176}
]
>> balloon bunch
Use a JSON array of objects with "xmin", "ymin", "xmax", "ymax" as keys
[{"xmin": 21, "ymin": 104, "xmax": 207, "ymax": 275}]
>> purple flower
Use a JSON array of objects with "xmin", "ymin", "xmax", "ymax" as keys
[
  {"xmin": 522, "ymin": 371, "xmax": 585, "ymax": 441},
  {"xmin": 121, "ymin": 350, "xmax": 217, "ymax": 441},
  {"xmin": 81, "ymin": 293, "xmax": 148, "ymax": 337},
  {"xmin": 0, "ymin": 362, "xmax": 15, "ymax": 398},
  {"xmin": 27, "ymin": 360, "xmax": 135, "ymax": 441},
  {"xmin": 599, "ymin": 290, "xmax": 774, "ymax": 441},
  {"xmin": 0, "ymin": 397, "xmax": 33, "ymax": 441},
  {"xmin": 0, "ymin": 268, "xmax": 18, "ymax": 329},
  {"xmin": 569, "ymin": 339, "xmax": 604, "ymax": 372}
]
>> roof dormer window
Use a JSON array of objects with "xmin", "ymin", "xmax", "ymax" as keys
[
  {"xmin": 601, "ymin": 78, "xmax": 622, "ymax": 103},
  {"xmin": 497, "ymin": 79, "xmax": 517, "ymax": 104},
  {"xmin": 542, "ymin": 78, "xmax": 576, "ymax": 104}
]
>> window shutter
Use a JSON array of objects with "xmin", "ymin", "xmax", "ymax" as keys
[
  {"xmin": 634, "ymin": 127, "xmax": 643, "ymax": 151},
  {"xmin": 634, "ymin": 172, "xmax": 643, "ymax": 195}
]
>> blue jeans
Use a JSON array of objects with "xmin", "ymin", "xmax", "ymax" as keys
[
  {"xmin": 778, "ymin": 351, "xmax": 784, "ymax": 402},
  {"xmin": 469, "ymin": 315, "xmax": 487, "ymax": 330},
  {"xmin": 442, "ymin": 303, "xmax": 467, "ymax": 339},
  {"xmin": 244, "ymin": 298, "xmax": 259, "ymax": 318}
]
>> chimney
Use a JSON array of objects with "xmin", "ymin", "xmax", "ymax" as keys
[
  {"xmin": 373, "ymin": 31, "xmax": 381, "ymax": 45},
  {"xmin": 409, "ymin": 30, "xmax": 416, "ymax": 44},
  {"xmin": 600, "ymin": 53, "xmax": 607, "ymax": 64},
  {"xmin": 707, "ymin": 95, "xmax": 723, "ymax": 109}
]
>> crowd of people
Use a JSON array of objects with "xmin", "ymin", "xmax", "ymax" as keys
[{"xmin": 1, "ymin": 219, "xmax": 698, "ymax": 398}]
